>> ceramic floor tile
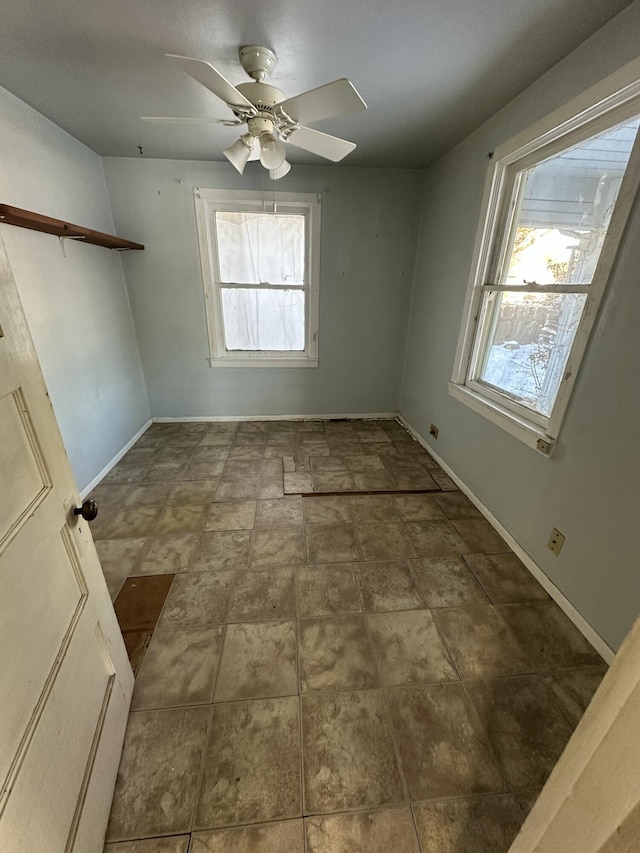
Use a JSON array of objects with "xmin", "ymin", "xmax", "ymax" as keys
[
  {"xmin": 298, "ymin": 615, "xmax": 378, "ymax": 691},
  {"xmin": 344, "ymin": 495, "xmax": 401, "ymax": 523},
  {"xmin": 433, "ymin": 491, "xmax": 484, "ymax": 519},
  {"xmin": 465, "ymin": 553, "xmax": 549, "ymax": 604},
  {"xmin": 385, "ymin": 683, "xmax": 505, "ymax": 799},
  {"xmin": 159, "ymin": 571, "xmax": 234, "ymax": 627},
  {"xmin": 135, "ymin": 533, "xmax": 200, "ymax": 575},
  {"xmin": 191, "ymin": 530, "xmax": 252, "ymax": 571},
  {"xmin": 103, "ymin": 463, "xmax": 151, "ymax": 485},
  {"xmin": 434, "ymin": 604, "xmax": 535, "ymax": 679},
  {"xmin": 430, "ymin": 470, "xmax": 458, "ymax": 491},
  {"xmin": 258, "ymin": 477, "xmax": 285, "ymax": 499},
  {"xmin": 88, "ymin": 483, "xmax": 133, "ymax": 511},
  {"xmin": 106, "ymin": 706, "xmax": 211, "ymax": 841},
  {"xmin": 214, "ymin": 620, "xmax": 298, "ymax": 701},
  {"xmin": 305, "ymin": 807, "xmax": 421, "ymax": 853},
  {"xmin": 213, "ymin": 479, "xmax": 261, "ymax": 502},
  {"xmin": 452, "ymin": 518, "xmax": 509, "ymax": 554},
  {"xmin": 228, "ymin": 444, "xmax": 267, "ymax": 460},
  {"xmin": 227, "ymin": 569, "xmax": 295, "ymax": 622},
  {"xmin": 542, "ymin": 666, "xmax": 608, "ymax": 727},
  {"xmin": 391, "ymin": 469, "xmax": 439, "ymax": 490},
  {"xmin": 345, "ymin": 454, "xmax": 387, "ymax": 472},
  {"xmin": 405, "ymin": 519, "xmax": 471, "ymax": 558},
  {"xmin": 310, "ymin": 471, "xmax": 356, "ymax": 493},
  {"xmin": 223, "ymin": 460, "xmax": 264, "ymax": 479},
  {"xmin": 95, "ymin": 538, "xmax": 146, "ymax": 598},
  {"xmin": 465, "ymin": 675, "xmax": 575, "ymax": 789},
  {"xmin": 354, "ymin": 561, "xmax": 425, "ymax": 612},
  {"xmin": 182, "ymin": 460, "xmax": 225, "ymax": 480},
  {"xmin": 144, "ymin": 462, "xmax": 188, "ymax": 483},
  {"xmin": 301, "ymin": 690, "xmax": 405, "ymax": 813},
  {"xmin": 204, "ymin": 500, "xmax": 257, "ymax": 531},
  {"xmin": 391, "ymin": 494, "xmax": 446, "ymax": 521},
  {"xmin": 352, "ymin": 471, "xmax": 397, "ymax": 491},
  {"xmin": 123, "ymin": 482, "xmax": 173, "ymax": 507},
  {"xmin": 104, "ymin": 836, "xmax": 190, "ymax": 852},
  {"xmin": 355, "ymin": 523, "xmax": 418, "ymax": 561},
  {"xmin": 191, "ymin": 820, "xmax": 304, "ymax": 852},
  {"xmin": 306, "ymin": 523, "xmax": 363, "ymax": 563},
  {"xmin": 310, "ymin": 456, "xmax": 350, "ymax": 473},
  {"xmin": 498, "ymin": 602, "xmax": 604, "ymax": 670},
  {"xmin": 367, "ymin": 610, "xmax": 457, "ymax": 686},
  {"xmin": 250, "ymin": 527, "xmax": 307, "ymax": 567},
  {"xmin": 412, "ymin": 795, "xmax": 527, "ymax": 853},
  {"xmin": 302, "ymin": 496, "xmax": 351, "ymax": 525},
  {"xmin": 255, "ymin": 495, "xmax": 303, "ymax": 527},
  {"xmin": 107, "ymin": 505, "xmax": 164, "ymax": 540},
  {"xmin": 412, "ymin": 556, "xmax": 489, "ymax": 607},
  {"xmin": 168, "ymin": 479, "xmax": 219, "ymax": 505},
  {"xmin": 284, "ymin": 472, "xmax": 314, "ymax": 493},
  {"xmin": 132, "ymin": 625, "xmax": 224, "ymax": 710},
  {"xmin": 296, "ymin": 565, "xmax": 362, "ymax": 617},
  {"xmin": 194, "ymin": 696, "xmax": 301, "ymax": 829},
  {"xmin": 158, "ymin": 445, "xmax": 196, "ymax": 464},
  {"xmin": 193, "ymin": 445, "xmax": 232, "ymax": 462}
]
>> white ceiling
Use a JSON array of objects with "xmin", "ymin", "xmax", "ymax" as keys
[{"xmin": 0, "ymin": 0, "xmax": 633, "ymax": 168}]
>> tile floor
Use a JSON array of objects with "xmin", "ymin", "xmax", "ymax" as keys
[{"xmin": 92, "ymin": 420, "xmax": 607, "ymax": 852}]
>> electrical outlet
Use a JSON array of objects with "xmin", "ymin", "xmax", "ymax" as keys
[
  {"xmin": 548, "ymin": 528, "xmax": 565, "ymax": 556},
  {"xmin": 429, "ymin": 423, "xmax": 439, "ymax": 439}
]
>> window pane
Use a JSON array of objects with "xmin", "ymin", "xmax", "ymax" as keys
[
  {"xmin": 479, "ymin": 291, "xmax": 587, "ymax": 416},
  {"xmin": 221, "ymin": 288, "xmax": 305, "ymax": 351},
  {"xmin": 501, "ymin": 117, "xmax": 639, "ymax": 286},
  {"xmin": 215, "ymin": 212, "xmax": 305, "ymax": 285}
]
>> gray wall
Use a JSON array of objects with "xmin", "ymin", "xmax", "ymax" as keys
[
  {"xmin": 102, "ymin": 158, "xmax": 423, "ymax": 418},
  {"xmin": 0, "ymin": 86, "xmax": 151, "ymax": 492},
  {"xmin": 400, "ymin": 2, "xmax": 640, "ymax": 651}
]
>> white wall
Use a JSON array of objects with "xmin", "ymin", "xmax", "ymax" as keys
[
  {"xmin": 400, "ymin": 2, "xmax": 640, "ymax": 651},
  {"xmin": 102, "ymin": 158, "xmax": 423, "ymax": 418},
  {"xmin": 0, "ymin": 86, "xmax": 150, "ymax": 491}
]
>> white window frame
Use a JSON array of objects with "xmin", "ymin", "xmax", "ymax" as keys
[
  {"xmin": 450, "ymin": 60, "xmax": 640, "ymax": 454},
  {"xmin": 194, "ymin": 188, "xmax": 320, "ymax": 368}
]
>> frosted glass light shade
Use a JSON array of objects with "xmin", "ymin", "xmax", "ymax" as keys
[
  {"xmin": 223, "ymin": 135, "xmax": 254, "ymax": 174},
  {"xmin": 269, "ymin": 160, "xmax": 291, "ymax": 180},
  {"xmin": 259, "ymin": 132, "xmax": 286, "ymax": 169}
]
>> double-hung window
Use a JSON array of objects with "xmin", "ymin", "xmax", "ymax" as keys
[
  {"xmin": 195, "ymin": 188, "xmax": 320, "ymax": 367},
  {"xmin": 451, "ymin": 70, "xmax": 640, "ymax": 453}
]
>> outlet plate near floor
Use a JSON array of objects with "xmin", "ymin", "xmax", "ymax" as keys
[
  {"xmin": 548, "ymin": 528, "xmax": 566, "ymax": 555},
  {"xmin": 429, "ymin": 423, "xmax": 439, "ymax": 439}
]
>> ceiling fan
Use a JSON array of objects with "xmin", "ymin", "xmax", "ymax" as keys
[{"xmin": 142, "ymin": 46, "xmax": 367, "ymax": 179}]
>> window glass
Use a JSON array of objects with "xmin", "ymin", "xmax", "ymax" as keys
[
  {"xmin": 215, "ymin": 212, "xmax": 305, "ymax": 285},
  {"xmin": 221, "ymin": 288, "xmax": 306, "ymax": 351}
]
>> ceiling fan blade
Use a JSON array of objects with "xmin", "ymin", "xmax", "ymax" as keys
[
  {"xmin": 166, "ymin": 54, "xmax": 255, "ymax": 111},
  {"xmin": 140, "ymin": 116, "xmax": 236, "ymax": 124},
  {"xmin": 286, "ymin": 126, "xmax": 356, "ymax": 162},
  {"xmin": 277, "ymin": 79, "xmax": 366, "ymax": 125}
]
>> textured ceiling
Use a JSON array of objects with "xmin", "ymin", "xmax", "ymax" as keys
[{"xmin": 0, "ymin": 0, "xmax": 634, "ymax": 168}]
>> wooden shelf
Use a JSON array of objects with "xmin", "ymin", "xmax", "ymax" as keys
[{"xmin": 0, "ymin": 204, "xmax": 144, "ymax": 251}]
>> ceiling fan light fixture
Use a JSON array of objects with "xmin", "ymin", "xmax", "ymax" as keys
[
  {"xmin": 223, "ymin": 133, "xmax": 254, "ymax": 174},
  {"xmin": 269, "ymin": 160, "xmax": 291, "ymax": 180},
  {"xmin": 259, "ymin": 132, "xmax": 286, "ymax": 170}
]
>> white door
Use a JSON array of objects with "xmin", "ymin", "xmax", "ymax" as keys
[{"xmin": 0, "ymin": 235, "xmax": 133, "ymax": 852}]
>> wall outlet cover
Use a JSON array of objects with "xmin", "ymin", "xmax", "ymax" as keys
[{"xmin": 548, "ymin": 527, "xmax": 566, "ymax": 556}]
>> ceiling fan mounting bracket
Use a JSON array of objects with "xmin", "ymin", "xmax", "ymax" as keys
[{"xmin": 239, "ymin": 45, "xmax": 278, "ymax": 81}]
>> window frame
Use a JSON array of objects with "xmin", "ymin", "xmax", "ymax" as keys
[
  {"xmin": 450, "ymin": 63, "xmax": 640, "ymax": 454},
  {"xmin": 194, "ymin": 188, "xmax": 321, "ymax": 368}
]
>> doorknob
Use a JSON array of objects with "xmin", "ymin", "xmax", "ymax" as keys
[{"xmin": 73, "ymin": 499, "xmax": 98, "ymax": 521}]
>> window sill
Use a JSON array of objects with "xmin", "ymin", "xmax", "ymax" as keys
[
  {"xmin": 208, "ymin": 356, "xmax": 318, "ymax": 368},
  {"xmin": 448, "ymin": 382, "xmax": 554, "ymax": 455}
]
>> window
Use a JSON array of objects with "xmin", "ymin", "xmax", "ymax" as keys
[
  {"xmin": 194, "ymin": 189, "xmax": 320, "ymax": 367},
  {"xmin": 451, "ymin": 70, "xmax": 640, "ymax": 453}
]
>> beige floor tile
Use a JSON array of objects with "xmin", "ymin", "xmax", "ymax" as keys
[
  {"xmin": 302, "ymin": 496, "xmax": 351, "ymax": 525},
  {"xmin": 345, "ymin": 454, "xmax": 387, "ymax": 472},
  {"xmin": 168, "ymin": 479, "xmax": 219, "ymax": 505},
  {"xmin": 255, "ymin": 495, "xmax": 303, "ymax": 527},
  {"xmin": 392, "ymin": 494, "xmax": 446, "ymax": 521},
  {"xmin": 452, "ymin": 518, "xmax": 509, "ymax": 554},
  {"xmin": 106, "ymin": 505, "xmax": 164, "ymax": 540},
  {"xmin": 352, "ymin": 471, "xmax": 397, "ymax": 491},
  {"xmin": 132, "ymin": 625, "xmax": 224, "ymax": 709},
  {"xmin": 433, "ymin": 604, "xmax": 534, "ymax": 679},
  {"xmin": 105, "ymin": 837, "xmax": 190, "ymax": 852},
  {"xmin": 284, "ymin": 471, "xmax": 315, "ymax": 493},
  {"xmin": 214, "ymin": 621, "xmax": 298, "ymax": 701},
  {"xmin": 213, "ymin": 478, "xmax": 261, "ymax": 501},
  {"xmin": 192, "ymin": 445, "xmax": 232, "ymax": 462},
  {"xmin": 103, "ymin": 463, "xmax": 151, "ymax": 485},
  {"xmin": 344, "ymin": 495, "xmax": 400, "ymax": 523},
  {"xmin": 123, "ymin": 482, "xmax": 173, "ymax": 507},
  {"xmin": 181, "ymin": 460, "xmax": 225, "ymax": 480},
  {"xmin": 228, "ymin": 444, "xmax": 266, "ymax": 460},
  {"xmin": 385, "ymin": 683, "xmax": 505, "ymax": 799},
  {"xmin": 306, "ymin": 523, "xmax": 362, "ymax": 563},
  {"xmin": 542, "ymin": 666, "xmax": 608, "ymax": 727},
  {"xmin": 191, "ymin": 820, "xmax": 304, "ymax": 853},
  {"xmin": 258, "ymin": 476, "xmax": 285, "ymax": 499},
  {"xmin": 296, "ymin": 565, "xmax": 362, "ymax": 617},
  {"xmin": 464, "ymin": 675, "xmax": 574, "ymax": 789},
  {"xmin": 298, "ymin": 615, "xmax": 378, "ymax": 691},
  {"xmin": 144, "ymin": 462, "xmax": 188, "ymax": 483},
  {"xmin": 310, "ymin": 456, "xmax": 350, "ymax": 473},
  {"xmin": 194, "ymin": 697, "xmax": 301, "ymax": 829},
  {"xmin": 355, "ymin": 523, "xmax": 418, "ymax": 561},
  {"xmin": 227, "ymin": 569, "xmax": 295, "ymax": 622},
  {"xmin": 412, "ymin": 556, "xmax": 489, "ymax": 607},
  {"xmin": 95, "ymin": 538, "xmax": 146, "ymax": 597},
  {"xmin": 106, "ymin": 706, "xmax": 211, "ymax": 841},
  {"xmin": 191, "ymin": 530, "xmax": 251, "ymax": 571},
  {"xmin": 205, "ymin": 500, "xmax": 257, "ymax": 531},
  {"xmin": 156, "ymin": 503, "xmax": 209, "ymax": 534},
  {"xmin": 465, "ymin": 553, "xmax": 549, "ymax": 603},
  {"xmin": 159, "ymin": 571, "xmax": 234, "ymax": 627},
  {"xmin": 354, "ymin": 561, "xmax": 425, "ymax": 612},
  {"xmin": 433, "ymin": 490, "xmax": 483, "ymax": 519},
  {"xmin": 305, "ymin": 807, "xmax": 420, "ymax": 853},
  {"xmin": 250, "ymin": 527, "xmax": 307, "ymax": 567},
  {"xmin": 135, "ymin": 533, "xmax": 200, "ymax": 575},
  {"xmin": 301, "ymin": 690, "xmax": 404, "ymax": 813},
  {"xmin": 392, "ymin": 469, "xmax": 439, "ymax": 490},
  {"xmin": 412, "ymin": 795, "xmax": 527, "ymax": 853},
  {"xmin": 367, "ymin": 610, "xmax": 457, "ymax": 686},
  {"xmin": 405, "ymin": 519, "xmax": 471, "ymax": 558},
  {"xmin": 310, "ymin": 472, "xmax": 356, "ymax": 492}
]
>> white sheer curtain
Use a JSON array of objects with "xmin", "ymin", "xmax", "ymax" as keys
[{"xmin": 215, "ymin": 212, "xmax": 306, "ymax": 351}]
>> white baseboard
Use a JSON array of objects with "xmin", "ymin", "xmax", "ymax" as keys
[
  {"xmin": 80, "ymin": 419, "xmax": 153, "ymax": 499},
  {"xmin": 152, "ymin": 412, "xmax": 398, "ymax": 423},
  {"xmin": 398, "ymin": 414, "xmax": 615, "ymax": 664}
]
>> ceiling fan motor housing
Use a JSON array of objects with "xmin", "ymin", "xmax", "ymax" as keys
[{"xmin": 239, "ymin": 45, "xmax": 278, "ymax": 81}]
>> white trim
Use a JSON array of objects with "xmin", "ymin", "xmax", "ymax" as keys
[
  {"xmin": 79, "ymin": 419, "xmax": 153, "ymax": 499},
  {"xmin": 397, "ymin": 413, "xmax": 615, "ymax": 664},
  {"xmin": 152, "ymin": 412, "xmax": 398, "ymax": 423},
  {"xmin": 207, "ymin": 356, "xmax": 318, "ymax": 369}
]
